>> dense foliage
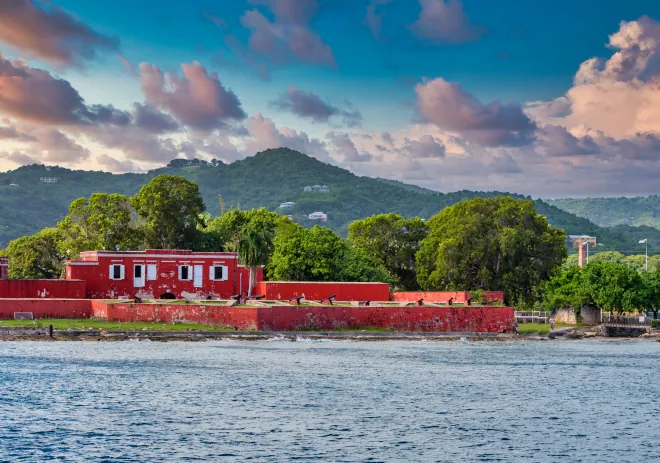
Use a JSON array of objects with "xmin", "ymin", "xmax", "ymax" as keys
[
  {"xmin": 348, "ymin": 213, "xmax": 428, "ymax": 290},
  {"xmin": 5, "ymin": 228, "xmax": 64, "ymax": 279},
  {"xmin": 131, "ymin": 175, "xmax": 205, "ymax": 249},
  {"xmin": 267, "ymin": 224, "xmax": 391, "ymax": 283},
  {"xmin": 1, "ymin": 149, "xmax": 658, "ymax": 254},
  {"xmin": 543, "ymin": 262, "xmax": 651, "ymax": 316},
  {"xmin": 549, "ymin": 196, "xmax": 660, "ymax": 229},
  {"xmin": 238, "ymin": 227, "xmax": 274, "ymax": 296},
  {"xmin": 416, "ymin": 197, "xmax": 567, "ymax": 305}
]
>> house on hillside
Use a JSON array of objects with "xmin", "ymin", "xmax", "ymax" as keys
[
  {"xmin": 303, "ymin": 186, "xmax": 312, "ymax": 192},
  {"xmin": 308, "ymin": 212, "xmax": 328, "ymax": 222},
  {"xmin": 279, "ymin": 202, "xmax": 296, "ymax": 208},
  {"xmin": 40, "ymin": 177, "xmax": 59, "ymax": 184}
]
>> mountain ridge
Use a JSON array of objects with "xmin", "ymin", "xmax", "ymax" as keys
[{"xmin": 0, "ymin": 148, "xmax": 658, "ymax": 252}]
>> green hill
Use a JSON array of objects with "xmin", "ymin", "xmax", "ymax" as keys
[
  {"xmin": 548, "ymin": 197, "xmax": 660, "ymax": 230},
  {"xmin": 0, "ymin": 148, "xmax": 658, "ymax": 252}
]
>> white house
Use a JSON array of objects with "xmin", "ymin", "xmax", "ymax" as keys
[
  {"xmin": 279, "ymin": 202, "xmax": 296, "ymax": 208},
  {"xmin": 308, "ymin": 212, "xmax": 328, "ymax": 222},
  {"xmin": 319, "ymin": 185, "xmax": 330, "ymax": 193},
  {"xmin": 40, "ymin": 177, "xmax": 59, "ymax": 184},
  {"xmin": 303, "ymin": 186, "xmax": 312, "ymax": 192}
]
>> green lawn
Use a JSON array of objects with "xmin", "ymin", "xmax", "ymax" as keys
[
  {"xmin": 518, "ymin": 323, "xmax": 575, "ymax": 335},
  {"xmin": 0, "ymin": 319, "xmax": 238, "ymax": 332}
]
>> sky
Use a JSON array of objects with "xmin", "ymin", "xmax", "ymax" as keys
[{"xmin": 2, "ymin": 0, "xmax": 660, "ymax": 197}]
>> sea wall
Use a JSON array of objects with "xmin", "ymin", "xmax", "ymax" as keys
[{"xmin": 0, "ymin": 299, "xmax": 92, "ymax": 320}]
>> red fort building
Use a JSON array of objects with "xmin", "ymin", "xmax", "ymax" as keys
[{"xmin": 65, "ymin": 250, "xmax": 260, "ymax": 300}]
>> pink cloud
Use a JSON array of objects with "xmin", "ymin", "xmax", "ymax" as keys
[
  {"xmin": 140, "ymin": 61, "xmax": 246, "ymax": 131},
  {"xmin": 0, "ymin": 0, "xmax": 119, "ymax": 67},
  {"xmin": 410, "ymin": 0, "xmax": 485, "ymax": 44}
]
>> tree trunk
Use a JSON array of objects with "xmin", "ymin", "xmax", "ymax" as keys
[{"xmin": 248, "ymin": 266, "xmax": 256, "ymax": 297}]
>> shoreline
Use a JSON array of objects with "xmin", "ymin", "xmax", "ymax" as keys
[{"xmin": 1, "ymin": 326, "xmax": 658, "ymax": 342}]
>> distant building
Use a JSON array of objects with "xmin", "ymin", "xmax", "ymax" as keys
[
  {"xmin": 286, "ymin": 215, "xmax": 293, "ymax": 220},
  {"xmin": 9, "ymin": 183, "xmax": 18, "ymax": 187},
  {"xmin": 305, "ymin": 185, "xmax": 330, "ymax": 193},
  {"xmin": 0, "ymin": 257, "xmax": 7, "ymax": 280},
  {"xmin": 40, "ymin": 177, "xmax": 59, "ymax": 184},
  {"xmin": 308, "ymin": 212, "xmax": 328, "ymax": 222},
  {"xmin": 279, "ymin": 202, "xmax": 296, "ymax": 209}
]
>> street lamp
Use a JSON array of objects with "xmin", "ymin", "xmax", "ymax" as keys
[
  {"xmin": 639, "ymin": 238, "xmax": 648, "ymax": 271},
  {"xmin": 582, "ymin": 240, "xmax": 590, "ymax": 265}
]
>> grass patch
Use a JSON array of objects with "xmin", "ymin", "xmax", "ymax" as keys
[
  {"xmin": 517, "ymin": 323, "xmax": 575, "ymax": 335},
  {"xmin": 0, "ymin": 319, "xmax": 237, "ymax": 332}
]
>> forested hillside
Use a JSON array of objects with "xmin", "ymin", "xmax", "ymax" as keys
[
  {"xmin": 549, "ymin": 197, "xmax": 660, "ymax": 229},
  {"xmin": 1, "ymin": 148, "xmax": 659, "ymax": 251}
]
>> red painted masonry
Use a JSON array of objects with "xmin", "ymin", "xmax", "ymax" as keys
[
  {"xmin": 0, "ymin": 299, "xmax": 91, "ymax": 320},
  {"xmin": 254, "ymin": 281, "xmax": 391, "ymax": 301},
  {"xmin": 66, "ymin": 249, "xmax": 262, "ymax": 300},
  {"xmin": 389, "ymin": 291, "xmax": 505, "ymax": 304},
  {"xmin": 0, "ymin": 280, "xmax": 86, "ymax": 299},
  {"xmin": 0, "ymin": 299, "xmax": 515, "ymax": 333}
]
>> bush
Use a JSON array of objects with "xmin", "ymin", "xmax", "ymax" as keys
[{"xmin": 652, "ymin": 319, "xmax": 660, "ymax": 329}]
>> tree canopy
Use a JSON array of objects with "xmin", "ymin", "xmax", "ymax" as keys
[
  {"xmin": 348, "ymin": 213, "xmax": 428, "ymax": 290},
  {"xmin": 416, "ymin": 197, "xmax": 567, "ymax": 304},
  {"xmin": 238, "ymin": 226, "xmax": 274, "ymax": 296},
  {"xmin": 131, "ymin": 175, "xmax": 205, "ymax": 249},
  {"xmin": 5, "ymin": 228, "xmax": 64, "ymax": 279}
]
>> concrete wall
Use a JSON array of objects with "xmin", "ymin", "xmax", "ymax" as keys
[
  {"xmin": 254, "ymin": 281, "xmax": 391, "ymax": 302},
  {"xmin": 581, "ymin": 306, "xmax": 602, "ymax": 325},
  {"xmin": 389, "ymin": 291, "xmax": 505, "ymax": 304},
  {"xmin": 552, "ymin": 308, "xmax": 577, "ymax": 324},
  {"xmin": 0, "ymin": 280, "xmax": 86, "ymax": 299},
  {"xmin": 0, "ymin": 299, "xmax": 92, "ymax": 320}
]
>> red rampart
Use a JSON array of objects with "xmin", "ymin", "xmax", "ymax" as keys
[
  {"xmin": 389, "ymin": 291, "xmax": 505, "ymax": 304},
  {"xmin": 254, "ymin": 281, "xmax": 391, "ymax": 302},
  {"xmin": 0, "ymin": 299, "xmax": 91, "ymax": 320},
  {"xmin": 0, "ymin": 280, "xmax": 86, "ymax": 299}
]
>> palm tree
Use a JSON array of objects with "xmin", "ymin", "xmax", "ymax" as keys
[{"xmin": 238, "ymin": 227, "xmax": 274, "ymax": 296}]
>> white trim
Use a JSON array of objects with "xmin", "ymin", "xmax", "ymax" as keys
[
  {"xmin": 80, "ymin": 252, "xmax": 238, "ymax": 259},
  {"xmin": 111, "ymin": 259, "xmax": 123, "ymax": 262},
  {"xmin": 66, "ymin": 262, "xmax": 99, "ymax": 266}
]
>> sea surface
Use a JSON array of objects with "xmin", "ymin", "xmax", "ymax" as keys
[{"xmin": 1, "ymin": 338, "xmax": 659, "ymax": 462}]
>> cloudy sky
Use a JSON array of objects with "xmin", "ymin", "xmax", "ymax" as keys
[{"xmin": 1, "ymin": 0, "xmax": 660, "ymax": 197}]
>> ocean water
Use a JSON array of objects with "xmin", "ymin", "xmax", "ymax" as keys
[{"xmin": 1, "ymin": 339, "xmax": 659, "ymax": 462}]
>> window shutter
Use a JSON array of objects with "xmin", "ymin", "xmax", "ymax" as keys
[
  {"xmin": 109, "ymin": 264, "xmax": 115, "ymax": 280},
  {"xmin": 209, "ymin": 266, "xmax": 214, "ymax": 281},
  {"xmin": 119, "ymin": 265, "xmax": 125, "ymax": 280},
  {"xmin": 147, "ymin": 264, "xmax": 157, "ymax": 280},
  {"xmin": 178, "ymin": 266, "xmax": 182, "ymax": 280},
  {"xmin": 222, "ymin": 265, "xmax": 229, "ymax": 281}
]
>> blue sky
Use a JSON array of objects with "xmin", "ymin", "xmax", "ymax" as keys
[{"xmin": 2, "ymin": 0, "xmax": 660, "ymax": 196}]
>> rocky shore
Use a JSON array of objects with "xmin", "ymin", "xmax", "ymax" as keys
[{"xmin": 1, "ymin": 325, "xmax": 658, "ymax": 342}]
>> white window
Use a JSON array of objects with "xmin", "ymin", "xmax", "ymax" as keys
[
  {"xmin": 134, "ymin": 264, "xmax": 145, "ymax": 288},
  {"xmin": 178, "ymin": 265, "xmax": 192, "ymax": 281},
  {"xmin": 109, "ymin": 264, "xmax": 125, "ymax": 280},
  {"xmin": 147, "ymin": 264, "xmax": 157, "ymax": 280},
  {"xmin": 209, "ymin": 265, "xmax": 228, "ymax": 281}
]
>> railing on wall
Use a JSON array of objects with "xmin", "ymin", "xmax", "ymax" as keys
[
  {"xmin": 601, "ymin": 314, "xmax": 652, "ymax": 327},
  {"xmin": 515, "ymin": 311, "xmax": 550, "ymax": 324}
]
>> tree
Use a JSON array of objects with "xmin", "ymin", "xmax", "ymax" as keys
[
  {"xmin": 238, "ymin": 227, "xmax": 274, "ymax": 296},
  {"xmin": 590, "ymin": 251, "xmax": 626, "ymax": 264},
  {"xmin": 640, "ymin": 269, "xmax": 660, "ymax": 319},
  {"xmin": 131, "ymin": 175, "xmax": 205, "ymax": 249},
  {"xmin": 348, "ymin": 213, "xmax": 428, "ymax": 290},
  {"xmin": 207, "ymin": 208, "xmax": 288, "ymax": 252},
  {"xmin": 58, "ymin": 193, "xmax": 142, "ymax": 257},
  {"xmin": 542, "ymin": 265, "xmax": 593, "ymax": 313},
  {"xmin": 5, "ymin": 228, "xmax": 64, "ymax": 279},
  {"xmin": 581, "ymin": 261, "xmax": 643, "ymax": 314},
  {"xmin": 268, "ymin": 225, "xmax": 390, "ymax": 283},
  {"xmin": 416, "ymin": 197, "xmax": 566, "ymax": 305}
]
